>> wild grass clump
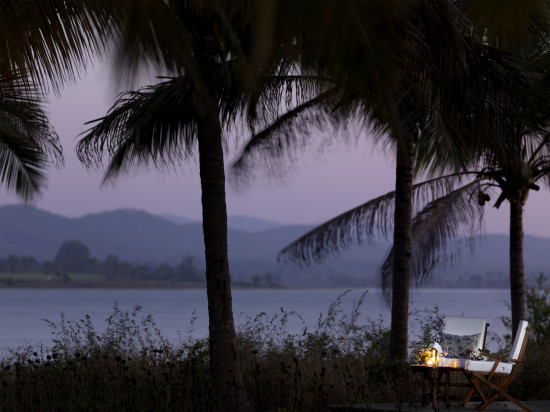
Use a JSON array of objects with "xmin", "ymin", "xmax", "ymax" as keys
[
  {"xmin": 234, "ymin": 290, "xmax": 412, "ymax": 410},
  {"xmin": 1, "ymin": 303, "xmax": 214, "ymax": 411},
  {"xmin": 1, "ymin": 290, "xmax": 415, "ymax": 411},
  {"xmin": 5, "ymin": 287, "xmax": 550, "ymax": 411}
]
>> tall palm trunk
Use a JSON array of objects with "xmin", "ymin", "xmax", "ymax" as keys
[
  {"xmin": 388, "ymin": 132, "xmax": 415, "ymax": 361},
  {"xmin": 509, "ymin": 196, "xmax": 526, "ymax": 340},
  {"xmin": 195, "ymin": 42, "xmax": 251, "ymax": 411}
]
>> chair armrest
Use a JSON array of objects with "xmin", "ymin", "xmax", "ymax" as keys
[
  {"xmin": 498, "ymin": 356, "xmax": 520, "ymax": 363},
  {"xmin": 483, "ymin": 353, "xmax": 520, "ymax": 363}
]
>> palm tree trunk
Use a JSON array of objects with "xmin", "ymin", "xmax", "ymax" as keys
[
  {"xmin": 509, "ymin": 197, "xmax": 525, "ymax": 340},
  {"xmin": 195, "ymin": 45, "xmax": 251, "ymax": 411},
  {"xmin": 388, "ymin": 132, "xmax": 414, "ymax": 361}
]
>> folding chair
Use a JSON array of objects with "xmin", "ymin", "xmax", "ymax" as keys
[
  {"xmin": 438, "ymin": 317, "xmax": 490, "ymax": 404},
  {"xmin": 462, "ymin": 320, "xmax": 531, "ymax": 411}
]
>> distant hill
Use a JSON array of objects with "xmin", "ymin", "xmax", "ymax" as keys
[{"xmin": 1, "ymin": 205, "xmax": 549, "ymax": 287}]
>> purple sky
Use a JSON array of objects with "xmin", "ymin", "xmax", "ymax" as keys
[{"xmin": 2, "ymin": 66, "xmax": 550, "ymax": 237}]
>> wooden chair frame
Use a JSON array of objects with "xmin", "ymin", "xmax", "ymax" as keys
[{"xmin": 462, "ymin": 326, "xmax": 531, "ymax": 412}]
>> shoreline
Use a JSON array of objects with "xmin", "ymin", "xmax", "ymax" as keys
[{"xmin": 0, "ymin": 282, "xmax": 510, "ymax": 290}]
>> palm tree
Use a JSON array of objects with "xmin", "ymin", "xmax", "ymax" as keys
[
  {"xmin": 76, "ymin": 2, "xmax": 259, "ymax": 408},
  {"xmin": 461, "ymin": 0, "xmax": 550, "ymax": 339},
  {"xmin": 412, "ymin": 73, "xmax": 550, "ymax": 339},
  {"xmin": 460, "ymin": 136, "xmax": 550, "ymax": 338},
  {"xmin": 275, "ymin": 60, "xmax": 550, "ymax": 343},
  {"xmin": 231, "ymin": 0, "xmax": 526, "ymax": 361}
]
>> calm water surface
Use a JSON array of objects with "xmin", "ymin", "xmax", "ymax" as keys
[{"xmin": 0, "ymin": 288, "xmax": 511, "ymax": 354}]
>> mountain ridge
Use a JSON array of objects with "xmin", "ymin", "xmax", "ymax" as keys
[{"xmin": 1, "ymin": 205, "xmax": 549, "ymax": 287}]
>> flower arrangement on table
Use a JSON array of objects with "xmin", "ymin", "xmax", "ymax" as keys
[
  {"xmin": 469, "ymin": 348, "xmax": 490, "ymax": 361},
  {"xmin": 414, "ymin": 341, "xmax": 447, "ymax": 366}
]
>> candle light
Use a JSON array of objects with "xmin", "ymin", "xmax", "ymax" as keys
[{"xmin": 431, "ymin": 348, "xmax": 439, "ymax": 366}]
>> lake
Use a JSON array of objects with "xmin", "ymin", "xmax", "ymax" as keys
[{"xmin": 0, "ymin": 288, "xmax": 512, "ymax": 355}]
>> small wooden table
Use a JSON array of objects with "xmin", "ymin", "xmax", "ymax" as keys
[{"xmin": 411, "ymin": 365, "xmax": 453, "ymax": 411}]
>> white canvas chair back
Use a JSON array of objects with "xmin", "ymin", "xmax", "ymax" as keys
[
  {"xmin": 444, "ymin": 316, "xmax": 487, "ymax": 351},
  {"xmin": 509, "ymin": 320, "xmax": 529, "ymax": 361}
]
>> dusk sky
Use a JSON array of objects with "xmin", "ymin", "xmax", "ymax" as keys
[{"xmin": 2, "ymin": 63, "xmax": 550, "ymax": 237}]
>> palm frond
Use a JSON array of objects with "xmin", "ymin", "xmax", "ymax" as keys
[
  {"xmin": 0, "ymin": 0, "xmax": 117, "ymax": 93},
  {"xmin": 0, "ymin": 74, "xmax": 61, "ymax": 200},
  {"xmin": 464, "ymin": 0, "xmax": 550, "ymax": 55},
  {"xmin": 381, "ymin": 178, "xmax": 486, "ymax": 295},
  {"xmin": 248, "ymin": 74, "xmax": 337, "ymax": 125},
  {"xmin": 113, "ymin": 0, "xmax": 193, "ymax": 84},
  {"xmin": 0, "ymin": 131, "xmax": 45, "ymax": 201},
  {"xmin": 230, "ymin": 84, "xmax": 342, "ymax": 183},
  {"xmin": 76, "ymin": 76, "xmax": 198, "ymax": 182},
  {"xmin": 278, "ymin": 191, "xmax": 396, "ymax": 267},
  {"xmin": 278, "ymin": 173, "xmax": 472, "ymax": 266},
  {"xmin": 228, "ymin": 0, "xmax": 422, "ymax": 181},
  {"xmin": 0, "ymin": 76, "xmax": 62, "ymax": 162}
]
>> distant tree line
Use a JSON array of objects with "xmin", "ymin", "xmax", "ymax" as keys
[{"xmin": 0, "ymin": 240, "xmax": 203, "ymax": 283}]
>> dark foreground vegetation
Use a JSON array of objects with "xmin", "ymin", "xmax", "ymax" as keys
[{"xmin": 2, "ymin": 280, "xmax": 550, "ymax": 411}]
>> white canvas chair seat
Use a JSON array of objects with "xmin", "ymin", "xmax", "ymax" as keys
[{"xmin": 465, "ymin": 359, "xmax": 513, "ymax": 374}]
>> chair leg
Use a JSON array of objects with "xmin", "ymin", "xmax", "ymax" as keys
[
  {"xmin": 474, "ymin": 375, "xmax": 532, "ymax": 412},
  {"xmin": 476, "ymin": 391, "xmax": 532, "ymax": 412},
  {"xmin": 476, "ymin": 392, "xmax": 501, "ymax": 410},
  {"xmin": 463, "ymin": 387, "xmax": 475, "ymax": 406},
  {"xmin": 463, "ymin": 373, "xmax": 485, "ymax": 406}
]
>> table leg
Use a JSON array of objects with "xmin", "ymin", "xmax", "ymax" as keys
[
  {"xmin": 422, "ymin": 371, "xmax": 428, "ymax": 406},
  {"xmin": 444, "ymin": 370, "xmax": 450, "ymax": 408},
  {"xmin": 432, "ymin": 371, "xmax": 439, "ymax": 412}
]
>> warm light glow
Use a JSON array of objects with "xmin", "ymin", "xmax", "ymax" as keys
[{"xmin": 416, "ymin": 346, "xmax": 441, "ymax": 366}]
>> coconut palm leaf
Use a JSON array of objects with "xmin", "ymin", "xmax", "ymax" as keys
[
  {"xmin": 232, "ymin": 29, "xmax": 528, "ymax": 188},
  {"xmin": 528, "ymin": 137, "xmax": 550, "ymax": 190},
  {"xmin": 0, "ymin": 0, "xmax": 117, "ymax": 93},
  {"xmin": 381, "ymin": 178, "xmax": 486, "ymax": 293},
  {"xmin": 278, "ymin": 173, "xmax": 473, "ymax": 266},
  {"xmin": 77, "ymin": 76, "xmax": 199, "ymax": 183},
  {"xmin": 231, "ymin": 84, "xmax": 343, "ymax": 181},
  {"xmin": 0, "ymin": 133, "xmax": 44, "ymax": 201},
  {"xmin": 0, "ymin": 74, "xmax": 61, "ymax": 199},
  {"xmin": 463, "ymin": 0, "xmax": 550, "ymax": 55},
  {"xmin": 112, "ymin": 0, "xmax": 193, "ymax": 84}
]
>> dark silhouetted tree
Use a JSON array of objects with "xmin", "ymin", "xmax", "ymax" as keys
[{"xmin": 54, "ymin": 240, "xmax": 93, "ymax": 274}]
